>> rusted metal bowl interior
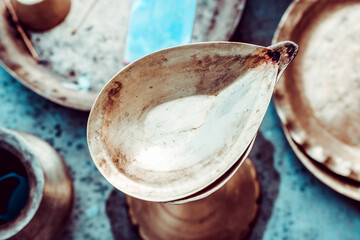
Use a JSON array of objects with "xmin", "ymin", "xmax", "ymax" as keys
[
  {"xmin": 0, "ymin": 0, "xmax": 246, "ymax": 111},
  {"xmin": 273, "ymin": 0, "xmax": 360, "ymax": 182},
  {"xmin": 87, "ymin": 42, "xmax": 283, "ymax": 202}
]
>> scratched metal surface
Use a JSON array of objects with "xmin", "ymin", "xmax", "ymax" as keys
[{"xmin": 0, "ymin": 0, "xmax": 360, "ymax": 239}]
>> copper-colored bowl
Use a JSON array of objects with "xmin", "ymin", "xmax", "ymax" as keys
[
  {"xmin": 87, "ymin": 41, "xmax": 297, "ymax": 202},
  {"xmin": 273, "ymin": 0, "xmax": 360, "ymax": 181},
  {"xmin": 13, "ymin": 0, "xmax": 71, "ymax": 31},
  {"xmin": 0, "ymin": 128, "xmax": 73, "ymax": 240}
]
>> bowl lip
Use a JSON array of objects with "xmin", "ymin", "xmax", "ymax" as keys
[
  {"xmin": 167, "ymin": 135, "xmax": 256, "ymax": 204},
  {"xmin": 272, "ymin": 0, "xmax": 360, "ymax": 182},
  {"xmin": 0, "ymin": 127, "xmax": 45, "ymax": 239},
  {"xmin": 87, "ymin": 41, "xmax": 277, "ymax": 202}
]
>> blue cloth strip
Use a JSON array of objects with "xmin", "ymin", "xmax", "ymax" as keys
[{"xmin": 124, "ymin": 0, "xmax": 197, "ymax": 63}]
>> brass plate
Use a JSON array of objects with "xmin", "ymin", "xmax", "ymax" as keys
[
  {"xmin": 0, "ymin": 0, "xmax": 246, "ymax": 111},
  {"xmin": 273, "ymin": 0, "xmax": 360, "ymax": 181},
  {"xmin": 283, "ymin": 127, "xmax": 360, "ymax": 202},
  {"xmin": 126, "ymin": 158, "xmax": 260, "ymax": 240}
]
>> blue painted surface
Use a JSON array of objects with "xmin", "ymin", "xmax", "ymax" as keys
[
  {"xmin": 0, "ymin": 173, "xmax": 28, "ymax": 223},
  {"xmin": 124, "ymin": 0, "xmax": 197, "ymax": 63},
  {"xmin": 1, "ymin": 0, "xmax": 360, "ymax": 239}
]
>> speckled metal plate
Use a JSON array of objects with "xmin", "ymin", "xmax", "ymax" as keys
[
  {"xmin": 283, "ymin": 126, "xmax": 360, "ymax": 202},
  {"xmin": 273, "ymin": 0, "xmax": 360, "ymax": 182},
  {"xmin": 0, "ymin": 0, "xmax": 246, "ymax": 111}
]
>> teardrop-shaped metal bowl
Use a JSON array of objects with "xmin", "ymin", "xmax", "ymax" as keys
[
  {"xmin": 87, "ymin": 41, "xmax": 297, "ymax": 202},
  {"xmin": 273, "ymin": 0, "xmax": 360, "ymax": 182}
]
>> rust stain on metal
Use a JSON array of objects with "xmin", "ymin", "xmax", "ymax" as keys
[
  {"xmin": 285, "ymin": 120, "xmax": 294, "ymax": 131},
  {"xmin": 195, "ymin": 49, "xmax": 276, "ymax": 96},
  {"xmin": 7, "ymin": 62, "xmax": 21, "ymax": 71},
  {"xmin": 108, "ymin": 81, "xmax": 122, "ymax": 100},
  {"xmin": 273, "ymin": 90, "xmax": 284, "ymax": 100},
  {"xmin": 58, "ymin": 97, "xmax": 67, "ymax": 102},
  {"xmin": 112, "ymin": 157, "xmax": 119, "ymax": 165},
  {"xmin": 103, "ymin": 81, "xmax": 122, "ymax": 115},
  {"xmin": 300, "ymin": 141, "xmax": 310, "ymax": 150},
  {"xmin": 149, "ymin": 56, "xmax": 168, "ymax": 67},
  {"xmin": 99, "ymin": 159, "xmax": 106, "ymax": 168},
  {"xmin": 0, "ymin": 43, "xmax": 6, "ymax": 53}
]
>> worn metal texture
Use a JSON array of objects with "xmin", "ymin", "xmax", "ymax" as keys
[
  {"xmin": 0, "ymin": 128, "xmax": 73, "ymax": 240},
  {"xmin": 0, "ymin": 0, "xmax": 360, "ymax": 239},
  {"xmin": 87, "ymin": 41, "xmax": 295, "ymax": 203},
  {"xmin": 273, "ymin": 0, "xmax": 360, "ymax": 182}
]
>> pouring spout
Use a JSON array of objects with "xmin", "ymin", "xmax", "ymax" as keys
[{"xmin": 269, "ymin": 41, "xmax": 298, "ymax": 82}]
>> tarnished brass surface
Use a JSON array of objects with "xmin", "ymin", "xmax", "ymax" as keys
[
  {"xmin": 0, "ymin": 0, "xmax": 246, "ymax": 110},
  {"xmin": 12, "ymin": 0, "xmax": 71, "ymax": 31},
  {"xmin": 0, "ymin": 127, "xmax": 73, "ymax": 240},
  {"xmin": 273, "ymin": 0, "xmax": 360, "ymax": 181},
  {"xmin": 87, "ymin": 41, "xmax": 297, "ymax": 202},
  {"xmin": 126, "ymin": 158, "xmax": 260, "ymax": 240}
]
